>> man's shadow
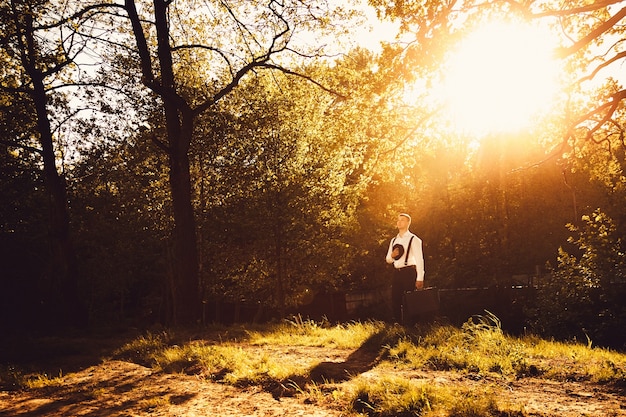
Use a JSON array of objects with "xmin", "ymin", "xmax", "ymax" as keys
[{"xmin": 266, "ymin": 329, "xmax": 390, "ymax": 399}]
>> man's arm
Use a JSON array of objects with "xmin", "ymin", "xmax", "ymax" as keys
[
  {"xmin": 414, "ymin": 237, "xmax": 425, "ymax": 288},
  {"xmin": 385, "ymin": 240, "xmax": 396, "ymax": 264}
]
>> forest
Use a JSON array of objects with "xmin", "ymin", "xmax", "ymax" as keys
[{"xmin": 1, "ymin": 0, "xmax": 625, "ymax": 350}]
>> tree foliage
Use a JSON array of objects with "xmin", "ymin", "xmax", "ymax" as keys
[
  {"xmin": 192, "ymin": 48, "xmax": 419, "ymax": 315},
  {"xmin": 69, "ymin": 138, "xmax": 172, "ymax": 325},
  {"xmin": 530, "ymin": 209, "xmax": 626, "ymax": 347}
]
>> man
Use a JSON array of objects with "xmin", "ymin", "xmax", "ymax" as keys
[{"xmin": 385, "ymin": 213, "xmax": 425, "ymax": 322}]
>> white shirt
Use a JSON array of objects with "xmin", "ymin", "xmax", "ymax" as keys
[{"xmin": 386, "ymin": 231, "xmax": 425, "ymax": 282}]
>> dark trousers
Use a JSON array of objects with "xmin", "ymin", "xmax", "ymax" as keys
[{"xmin": 392, "ymin": 267, "xmax": 417, "ymax": 322}]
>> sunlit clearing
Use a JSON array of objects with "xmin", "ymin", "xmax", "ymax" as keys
[{"xmin": 441, "ymin": 20, "xmax": 561, "ymax": 136}]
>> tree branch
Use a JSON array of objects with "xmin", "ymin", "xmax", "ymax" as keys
[
  {"xmin": 151, "ymin": 134, "xmax": 170, "ymax": 153},
  {"xmin": 577, "ymin": 50, "xmax": 626, "ymax": 83},
  {"xmin": 531, "ymin": 0, "xmax": 625, "ymax": 18},
  {"xmin": 568, "ymin": 89, "xmax": 626, "ymax": 142},
  {"xmin": 0, "ymin": 138, "xmax": 43, "ymax": 155},
  {"xmin": 124, "ymin": 0, "xmax": 155, "ymax": 86},
  {"xmin": 194, "ymin": 61, "xmax": 346, "ymax": 116},
  {"xmin": 556, "ymin": 6, "xmax": 626, "ymax": 58},
  {"xmin": 34, "ymin": 3, "xmax": 126, "ymax": 31}
]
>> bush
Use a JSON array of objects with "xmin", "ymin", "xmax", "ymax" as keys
[{"xmin": 528, "ymin": 209, "xmax": 626, "ymax": 349}]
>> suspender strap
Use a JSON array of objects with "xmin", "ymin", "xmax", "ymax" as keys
[
  {"xmin": 391, "ymin": 236, "xmax": 415, "ymax": 266},
  {"xmin": 405, "ymin": 236, "xmax": 414, "ymax": 266}
]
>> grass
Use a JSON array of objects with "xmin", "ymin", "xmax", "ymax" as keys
[
  {"xmin": 4, "ymin": 314, "xmax": 626, "ymax": 416},
  {"xmin": 349, "ymin": 375, "xmax": 437, "ymax": 416},
  {"xmin": 108, "ymin": 314, "xmax": 626, "ymax": 415},
  {"xmin": 245, "ymin": 315, "xmax": 390, "ymax": 348},
  {"xmin": 519, "ymin": 335, "xmax": 626, "ymax": 382},
  {"xmin": 0, "ymin": 365, "xmax": 65, "ymax": 390}
]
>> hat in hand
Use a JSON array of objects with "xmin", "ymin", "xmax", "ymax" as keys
[{"xmin": 392, "ymin": 243, "xmax": 404, "ymax": 260}]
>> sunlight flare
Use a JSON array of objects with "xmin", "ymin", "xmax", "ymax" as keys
[{"xmin": 441, "ymin": 20, "xmax": 562, "ymax": 135}]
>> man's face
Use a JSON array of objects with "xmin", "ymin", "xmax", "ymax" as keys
[{"xmin": 397, "ymin": 215, "xmax": 410, "ymax": 230}]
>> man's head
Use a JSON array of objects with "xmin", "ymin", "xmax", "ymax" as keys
[{"xmin": 396, "ymin": 213, "xmax": 411, "ymax": 232}]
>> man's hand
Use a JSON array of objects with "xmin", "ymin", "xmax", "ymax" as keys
[
  {"xmin": 391, "ymin": 244, "xmax": 404, "ymax": 260},
  {"xmin": 415, "ymin": 280, "xmax": 424, "ymax": 290}
]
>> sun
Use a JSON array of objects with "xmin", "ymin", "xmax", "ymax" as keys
[{"xmin": 441, "ymin": 20, "xmax": 562, "ymax": 136}]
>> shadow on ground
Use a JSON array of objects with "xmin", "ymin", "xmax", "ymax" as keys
[
  {"xmin": 0, "ymin": 329, "xmax": 145, "ymax": 391},
  {"xmin": 264, "ymin": 329, "xmax": 391, "ymax": 399}
]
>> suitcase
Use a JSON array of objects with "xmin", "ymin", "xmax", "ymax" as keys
[{"xmin": 402, "ymin": 287, "xmax": 440, "ymax": 324}]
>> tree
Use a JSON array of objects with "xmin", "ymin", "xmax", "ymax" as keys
[
  {"xmin": 0, "ymin": 0, "xmax": 91, "ymax": 327},
  {"xmin": 535, "ymin": 1, "xmax": 626, "ymax": 147},
  {"xmin": 120, "ymin": 0, "xmax": 361, "ymax": 324},
  {"xmin": 370, "ymin": 0, "xmax": 626, "ymax": 144}
]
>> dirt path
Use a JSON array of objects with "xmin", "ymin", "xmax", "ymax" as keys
[
  {"xmin": 1, "ymin": 345, "xmax": 625, "ymax": 416},
  {"xmin": 0, "ymin": 360, "xmax": 345, "ymax": 417}
]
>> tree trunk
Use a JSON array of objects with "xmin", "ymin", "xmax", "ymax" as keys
[
  {"xmin": 272, "ymin": 191, "xmax": 286, "ymax": 317},
  {"xmin": 166, "ymin": 118, "xmax": 201, "ymax": 325},
  {"xmin": 153, "ymin": 0, "xmax": 200, "ymax": 325},
  {"xmin": 22, "ymin": 13, "xmax": 86, "ymax": 328}
]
